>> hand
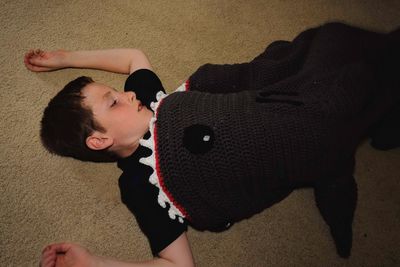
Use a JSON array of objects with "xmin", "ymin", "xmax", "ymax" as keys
[
  {"xmin": 24, "ymin": 49, "xmax": 68, "ymax": 72},
  {"xmin": 40, "ymin": 242, "xmax": 99, "ymax": 267}
]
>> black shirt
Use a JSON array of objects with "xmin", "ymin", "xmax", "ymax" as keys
[{"xmin": 117, "ymin": 69, "xmax": 187, "ymax": 256}]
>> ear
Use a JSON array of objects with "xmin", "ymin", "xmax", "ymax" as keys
[{"xmin": 86, "ymin": 132, "xmax": 114, "ymax": 151}]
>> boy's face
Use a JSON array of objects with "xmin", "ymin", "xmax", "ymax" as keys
[{"xmin": 82, "ymin": 82, "xmax": 153, "ymax": 155}]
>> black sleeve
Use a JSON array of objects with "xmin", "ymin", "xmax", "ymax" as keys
[
  {"xmin": 118, "ymin": 148, "xmax": 187, "ymax": 256},
  {"xmin": 124, "ymin": 69, "xmax": 166, "ymax": 108}
]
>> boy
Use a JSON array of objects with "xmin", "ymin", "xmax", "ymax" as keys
[
  {"xmin": 25, "ymin": 23, "xmax": 399, "ymax": 267},
  {"xmin": 27, "ymin": 49, "xmax": 195, "ymax": 267}
]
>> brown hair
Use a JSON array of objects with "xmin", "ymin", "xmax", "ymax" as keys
[{"xmin": 40, "ymin": 76, "xmax": 118, "ymax": 162}]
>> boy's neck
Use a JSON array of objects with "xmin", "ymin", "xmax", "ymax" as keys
[{"xmin": 114, "ymin": 142, "xmax": 140, "ymax": 159}]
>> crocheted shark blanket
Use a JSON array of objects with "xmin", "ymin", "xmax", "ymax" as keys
[{"xmin": 138, "ymin": 22, "xmax": 399, "ymax": 258}]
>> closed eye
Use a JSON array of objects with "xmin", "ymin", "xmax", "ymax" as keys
[{"xmin": 111, "ymin": 98, "xmax": 118, "ymax": 107}]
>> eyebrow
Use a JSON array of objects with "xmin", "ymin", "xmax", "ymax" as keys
[
  {"xmin": 102, "ymin": 87, "xmax": 118, "ymax": 99},
  {"xmin": 103, "ymin": 91, "xmax": 112, "ymax": 101}
]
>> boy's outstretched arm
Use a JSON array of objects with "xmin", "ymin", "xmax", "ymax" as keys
[
  {"xmin": 24, "ymin": 48, "xmax": 152, "ymax": 74},
  {"xmin": 40, "ymin": 233, "xmax": 195, "ymax": 267}
]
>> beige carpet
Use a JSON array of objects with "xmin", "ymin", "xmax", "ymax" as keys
[{"xmin": 1, "ymin": 1, "xmax": 399, "ymax": 266}]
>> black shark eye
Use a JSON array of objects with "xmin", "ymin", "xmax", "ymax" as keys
[{"xmin": 183, "ymin": 124, "xmax": 215, "ymax": 154}]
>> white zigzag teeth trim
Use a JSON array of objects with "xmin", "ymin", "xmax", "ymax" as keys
[
  {"xmin": 158, "ymin": 193, "xmax": 167, "ymax": 208},
  {"xmin": 138, "ymin": 90, "xmax": 185, "ymax": 223},
  {"xmin": 138, "ymin": 156, "xmax": 155, "ymax": 169},
  {"xmin": 149, "ymin": 172, "xmax": 158, "ymax": 185},
  {"xmin": 156, "ymin": 91, "xmax": 167, "ymax": 101},
  {"xmin": 175, "ymin": 83, "xmax": 186, "ymax": 92},
  {"xmin": 150, "ymin": 102, "xmax": 157, "ymax": 112},
  {"xmin": 168, "ymin": 208, "xmax": 176, "ymax": 219},
  {"xmin": 139, "ymin": 138, "xmax": 154, "ymax": 150}
]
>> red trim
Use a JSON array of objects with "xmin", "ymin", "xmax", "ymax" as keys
[
  {"xmin": 185, "ymin": 80, "xmax": 190, "ymax": 91},
  {"xmin": 153, "ymin": 100, "xmax": 191, "ymax": 221}
]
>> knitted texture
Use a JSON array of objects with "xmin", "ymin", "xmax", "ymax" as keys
[
  {"xmin": 139, "ymin": 22, "xmax": 399, "ymax": 256},
  {"xmin": 155, "ymin": 89, "xmax": 324, "ymax": 230}
]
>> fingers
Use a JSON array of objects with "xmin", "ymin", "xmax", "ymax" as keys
[
  {"xmin": 24, "ymin": 50, "xmax": 34, "ymax": 65},
  {"xmin": 40, "ymin": 243, "xmax": 73, "ymax": 267},
  {"xmin": 24, "ymin": 49, "xmax": 52, "ymax": 72},
  {"xmin": 34, "ymin": 49, "xmax": 44, "ymax": 56},
  {"xmin": 24, "ymin": 49, "xmax": 43, "ymax": 62},
  {"xmin": 50, "ymin": 242, "xmax": 72, "ymax": 253},
  {"xmin": 24, "ymin": 49, "xmax": 44, "ymax": 64},
  {"xmin": 24, "ymin": 49, "xmax": 39, "ymax": 70},
  {"xmin": 40, "ymin": 245, "xmax": 57, "ymax": 267}
]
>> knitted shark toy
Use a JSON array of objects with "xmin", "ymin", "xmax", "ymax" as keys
[{"xmin": 138, "ymin": 23, "xmax": 399, "ymax": 258}]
